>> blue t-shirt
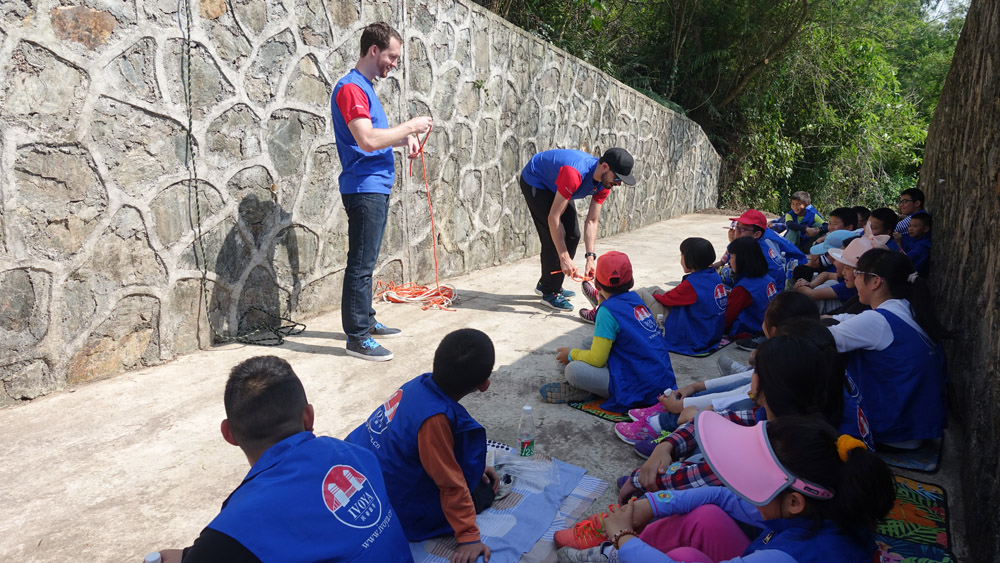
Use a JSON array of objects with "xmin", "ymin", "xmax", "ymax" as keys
[
  {"xmin": 331, "ymin": 69, "xmax": 395, "ymax": 194},
  {"xmin": 521, "ymin": 149, "xmax": 608, "ymax": 201}
]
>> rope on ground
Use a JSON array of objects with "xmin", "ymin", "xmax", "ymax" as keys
[
  {"xmin": 178, "ymin": 0, "xmax": 304, "ymax": 346},
  {"xmin": 375, "ymin": 125, "xmax": 457, "ymax": 311}
]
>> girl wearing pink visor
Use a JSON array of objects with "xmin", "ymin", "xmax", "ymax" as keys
[{"xmin": 556, "ymin": 413, "xmax": 894, "ymax": 563}]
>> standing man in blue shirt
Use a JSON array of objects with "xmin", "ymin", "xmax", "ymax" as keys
[
  {"xmin": 332, "ymin": 22, "xmax": 433, "ymax": 361},
  {"xmin": 519, "ymin": 148, "xmax": 637, "ymax": 311}
]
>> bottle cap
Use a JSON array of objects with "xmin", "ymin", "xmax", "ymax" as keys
[
  {"xmin": 144, "ymin": 553, "xmax": 162, "ymax": 563},
  {"xmin": 522, "ymin": 405, "xmax": 532, "ymax": 413}
]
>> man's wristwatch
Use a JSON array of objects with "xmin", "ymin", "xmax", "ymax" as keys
[{"xmin": 585, "ymin": 252, "xmax": 597, "ymax": 259}]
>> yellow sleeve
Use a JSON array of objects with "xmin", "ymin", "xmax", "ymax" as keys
[{"xmin": 569, "ymin": 336, "xmax": 613, "ymax": 367}]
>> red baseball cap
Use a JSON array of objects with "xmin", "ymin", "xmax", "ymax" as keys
[
  {"xmin": 728, "ymin": 210, "xmax": 767, "ymax": 230},
  {"xmin": 595, "ymin": 251, "xmax": 633, "ymax": 287}
]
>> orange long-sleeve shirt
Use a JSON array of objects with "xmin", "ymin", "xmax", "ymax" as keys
[{"xmin": 416, "ymin": 414, "xmax": 481, "ymax": 544}]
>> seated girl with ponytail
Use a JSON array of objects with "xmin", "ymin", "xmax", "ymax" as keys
[
  {"xmin": 556, "ymin": 414, "xmax": 896, "ymax": 563},
  {"xmin": 826, "ymin": 247, "xmax": 951, "ymax": 449}
]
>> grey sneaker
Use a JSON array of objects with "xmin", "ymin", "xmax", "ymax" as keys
[
  {"xmin": 557, "ymin": 545, "xmax": 611, "ymax": 563},
  {"xmin": 535, "ymin": 282, "xmax": 576, "ymax": 298},
  {"xmin": 346, "ymin": 337, "xmax": 393, "ymax": 361},
  {"xmin": 539, "ymin": 382, "xmax": 594, "ymax": 404},
  {"xmin": 371, "ymin": 321, "xmax": 401, "ymax": 337},
  {"xmin": 541, "ymin": 292, "xmax": 573, "ymax": 311}
]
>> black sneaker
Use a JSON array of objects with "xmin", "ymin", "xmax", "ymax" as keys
[
  {"xmin": 736, "ymin": 334, "xmax": 767, "ymax": 351},
  {"xmin": 371, "ymin": 321, "xmax": 401, "ymax": 337},
  {"xmin": 346, "ymin": 337, "xmax": 393, "ymax": 361}
]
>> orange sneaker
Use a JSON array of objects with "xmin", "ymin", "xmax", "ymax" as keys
[{"xmin": 553, "ymin": 506, "xmax": 615, "ymax": 549}]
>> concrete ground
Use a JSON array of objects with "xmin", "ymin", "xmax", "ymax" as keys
[{"xmin": 0, "ymin": 212, "xmax": 967, "ymax": 562}]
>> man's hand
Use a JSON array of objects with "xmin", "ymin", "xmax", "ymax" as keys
[
  {"xmin": 406, "ymin": 135, "xmax": 421, "ymax": 159},
  {"xmin": 638, "ymin": 442, "xmax": 673, "ymax": 490},
  {"xmin": 556, "ymin": 347, "xmax": 571, "ymax": 365},
  {"xmin": 483, "ymin": 466, "xmax": 500, "ymax": 494},
  {"xmin": 559, "ymin": 253, "xmax": 577, "ymax": 277},
  {"xmin": 452, "ymin": 541, "xmax": 490, "ymax": 563},
  {"xmin": 584, "ymin": 254, "xmax": 597, "ymax": 278},
  {"xmin": 406, "ymin": 115, "xmax": 433, "ymax": 136}
]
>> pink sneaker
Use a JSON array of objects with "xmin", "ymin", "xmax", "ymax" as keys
[
  {"xmin": 627, "ymin": 402, "xmax": 665, "ymax": 422},
  {"xmin": 614, "ymin": 418, "xmax": 658, "ymax": 445},
  {"xmin": 581, "ymin": 280, "xmax": 599, "ymax": 307}
]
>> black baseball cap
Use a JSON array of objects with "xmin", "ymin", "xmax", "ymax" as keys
[{"xmin": 600, "ymin": 148, "xmax": 636, "ymax": 185}]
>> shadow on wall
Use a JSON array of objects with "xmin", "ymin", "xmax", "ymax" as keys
[{"xmin": 209, "ymin": 191, "xmax": 300, "ymax": 344}]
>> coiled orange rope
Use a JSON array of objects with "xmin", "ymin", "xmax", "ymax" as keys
[{"xmin": 376, "ymin": 125, "xmax": 457, "ymax": 311}]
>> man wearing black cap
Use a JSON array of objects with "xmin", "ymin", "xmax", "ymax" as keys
[{"xmin": 519, "ymin": 148, "xmax": 637, "ymax": 311}]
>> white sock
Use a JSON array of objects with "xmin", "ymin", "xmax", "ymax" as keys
[{"xmin": 647, "ymin": 414, "xmax": 662, "ymax": 433}]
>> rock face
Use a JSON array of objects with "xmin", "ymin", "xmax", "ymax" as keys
[
  {"xmin": 0, "ymin": 0, "xmax": 719, "ymax": 402},
  {"xmin": 919, "ymin": 0, "xmax": 999, "ymax": 559}
]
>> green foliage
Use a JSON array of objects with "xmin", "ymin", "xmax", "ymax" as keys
[{"xmin": 472, "ymin": 0, "xmax": 965, "ymax": 214}]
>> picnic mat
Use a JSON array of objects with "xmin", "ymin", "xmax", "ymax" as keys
[
  {"xmin": 410, "ymin": 443, "xmax": 598, "ymax": 563},
  {"xmin": 874, "ymin": 475, "xmax": 954, "ymax": 563},
  {"xmin": 568, "ymin": 398, "xmax": 631, "ymax": 422},
  {"xmin": 670, "ymin": 336, "xmax": 733, "ymax": 358},
  {"xmin": 878, "ymin": 438, "xmax": 943, "ymax": 472}
]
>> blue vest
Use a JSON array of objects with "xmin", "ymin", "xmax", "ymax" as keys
[
  {"xmin": 332, "ymin": 69, "xmax": 395, "ymax": 194},
  {"xmin": 731, "ymin": 275, "xmax": 777, "ymax": 335},
  {"xmin": 846, "ymin": 309, "xmax": 947, "ymax": 443},
  {"xmin": 763, "ymin": 228, "xmax": 808, "ymax": 262},
  {"xmin": 745, "ymin": 518, "xmax": 876, "ymax": 562},
  {"xmin": 345, "ymin": 373, "xmax": 487, "ymax": 540},
  {"xmin": 600, "ymin": 292, "xmax": 676, "ymax": 411},
  {"xmin": 208, "ymin": 432, "xmax": 412, "ymax": 562},
  {"xmin": 839, "ymin": 372, "xmax": 875, "ymax": 451},
  {"xmin": 663, "ymin": 269, "xmax": 727, "ymax": 355},
  {"xmin": 520, "ymin": 149, "xmax": 605, "ymax": 200}
]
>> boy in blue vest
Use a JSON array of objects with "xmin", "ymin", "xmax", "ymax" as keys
[
  {"xmin": 151, "ymin": 356, "xmax": 412, "ymax": 563},
  {"xmin": 332, "ymin": 22, "xmax": 433, "ymax": 361},
  {"xmin": 769, "ymin": 191, "xmax": 824, "ymax": 252},
  {"xmin": 346, "ymin": 329, "xmax": 498, "ymax": 563},
  {"xmin": 894, "ymin": 211, "xmax": 932, "ymax": 277},
  {"xmin": 552, "ymin": 251, "xmax": 676, "ymax": 428}
]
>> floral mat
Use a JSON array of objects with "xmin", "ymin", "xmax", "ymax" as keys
[
  {"xmin": 567, "ymin": 398, "xmax": 631, "ymax": 422},
  {"xmin": 875, "ymin": 475, "xmax": 954, "ymax": 563}
]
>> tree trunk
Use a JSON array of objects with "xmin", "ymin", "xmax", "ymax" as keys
[{"xmin": 919, "ymin": 0, "xmax": 1000, "ymax": 559}]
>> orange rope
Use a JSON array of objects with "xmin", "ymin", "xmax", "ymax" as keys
[
  {"xmin": 550, "ymin": 270, "xmax": 594, "ymax": 283},
  {"xmin": 376, "ymin": 125, "xmax": 456, "ymax": 311}
]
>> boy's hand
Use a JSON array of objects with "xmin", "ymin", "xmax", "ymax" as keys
[
  {"xmin": 805, "ymin": 227, "xmax": 820, "ymax": 237},
  {"xmin": 638, "ymin": 442, "xmax": 673, "ymax": 490},
  {"xmin": 452, "ymin": 541, "xmax": 490, "ymax": 563},
  {"xmin": 657, "ymin": 391, "xmax": 685, "ymax": 414},
  {"xmin": 617, "ymin": 478, "xmax": 641, "ymax": 505},
  {"xmin": 483, "ymin": 466, "xmax": 499, "ymax": 494},
  {"xmin": 677, "ymin": 405, "xmax": 699, "ymax": 425},
  {"xmin": 556, "ymin": 347, "xmax": 571, "ymax": 365}
]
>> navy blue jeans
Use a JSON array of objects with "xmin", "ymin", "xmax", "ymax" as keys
[{"xmin": 341, "ymin": 192, "xmax": 390, "ymax": 342}]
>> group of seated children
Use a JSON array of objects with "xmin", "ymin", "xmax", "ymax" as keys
[{"xmin": 550, "ymin": 194, "xmax": 949, "ymax": 563}]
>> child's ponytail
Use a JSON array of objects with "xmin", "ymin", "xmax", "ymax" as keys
[
  {"xmin": 855, "ymin": 248, "xmax": 952, "ymax": 342},
  {"xmin": 833, "ymin": 435, "xmax": 896, "ymax": 531}
]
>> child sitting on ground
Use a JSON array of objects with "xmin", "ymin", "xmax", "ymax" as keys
[
  {"xmin": 586, "ymin": 238, "xmax": 725, "ymax": 356},
  {"xmin": 723, "ymin": 237, "xmax": 778, "ymax": 337},
  {"xmin": 346, "ymin": 328, "xmax": 498, "ymax": 563},
  {"xmin": 632, "ymin": 292, "xmax": 820, "ymax": 433},
  {"xmin": 769, "ymin": 190, "xmax": 824, "ymax": 252},
  {"xmin": 549, "ymin": 251, "xmax": 676, "ymax": 412},
  {"xmin": 868, "ymin": 207, "xmax": 901, "ymax": 251},
  {"xmin": 894, "ymin": 211, "xmax": 932, "ymax": 277},
  {"xmin": 792, "ymin": 231, "xmax": 858, "ymax": 314},
  {"xmin": 827, "ymin": 248, "xmax": 950, "ymax": 449},
  {"xmin": 557, "ymin": 414, "xmax": 895, "ymax": 563}
]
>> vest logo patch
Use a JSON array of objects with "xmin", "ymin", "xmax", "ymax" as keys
[
  {"xmin": 766, "ymin": 282, "xmax": 778, "ymax": 300},
  {"xmin": 768, "ymin": 247, "xmax": 779, "ymax": 261},
  {"xmin": 857, "ymin": 406, "xmax": 870, "ymax": 440},
  {"xmin": 633, "ymin": 305, "xmax": 658, "ymax": 332},
  {"xmin": 323, "ymin": 464, "xmax": 383, "ymax": 529},
  {"xmin": 367, "ymin": 389, "xmax": 403, "ymax": 435},
  {"xmin": 713, "ymin": 284, "xmax": 728, "ymax": 310}
]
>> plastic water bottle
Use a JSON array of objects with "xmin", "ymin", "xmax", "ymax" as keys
[
  {"xmin": 517, "ymin": 405, "xmax": 535, "ymax": 457},
  {"xmin": 144, "ymin": 553, "xmax": 162, "ymax": 563},
  {"xmin": 656, "ymin": 314, "xmax": 665, "ymax": 337}
]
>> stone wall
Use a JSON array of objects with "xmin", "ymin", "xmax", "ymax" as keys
[{"xmin": 0, "ymin": 0, "xmax": 720, "ymax": 403}]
